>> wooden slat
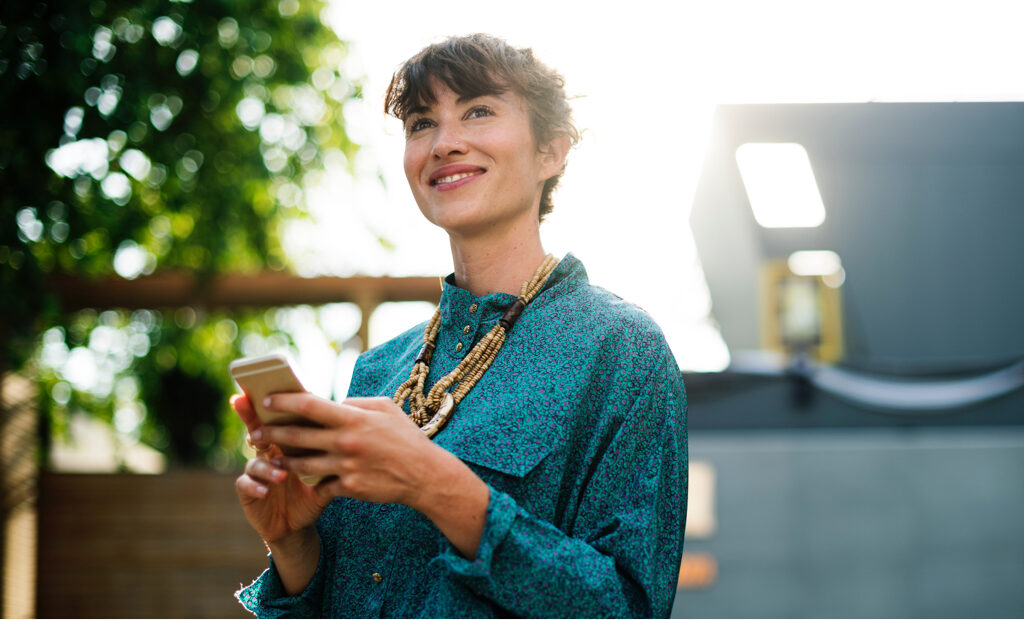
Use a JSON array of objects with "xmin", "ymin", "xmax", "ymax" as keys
[{"xmin": 49, "ymin": 271, "xmax": 442, "ymax": 311}]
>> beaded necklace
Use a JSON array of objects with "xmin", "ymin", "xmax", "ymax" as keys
[{"xmin": 393, "ymin": 254, "xmax": 559, "ymax": 438}]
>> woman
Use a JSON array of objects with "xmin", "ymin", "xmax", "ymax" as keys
[{"xmin": 234, "ymin": 33, "xmax": 688, "ymax": 618}]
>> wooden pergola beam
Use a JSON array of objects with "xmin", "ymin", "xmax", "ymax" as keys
[
  {"xmin": 48, "ymin": 271, "xmax": 444, "ymax": 353},
  {"xmin": 48, "ymin": 272, "xmax": 443, "ymax": 311}
]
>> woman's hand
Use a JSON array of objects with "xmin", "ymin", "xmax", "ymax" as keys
[
  {"xmin": 256, "ymin": 395, "xmax": 441, "ymax": 507},
  {"xmin": 232, "ymin": 394, "xmax": 330, "ymax": 545},
  {"xmin": 258, "ymin": 394, "xmax": 491, "ymax": 559}
]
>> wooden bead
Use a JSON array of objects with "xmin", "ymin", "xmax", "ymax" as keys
[
  {"xmin": 498, "ymin": 298, "xmax": 527, "ymax": 330},
  {"xmin": 393, "ymin": 255, "xmax": 558, "ymax": 438}
]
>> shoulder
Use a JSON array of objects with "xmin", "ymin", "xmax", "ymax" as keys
[
  {"xmin": 538, "ymin": 253, "xmax": 667, "ymax": 353},
  {"xmin": 518, "ymin": 278, "xmax": 682, "ymax": 410},
  {"xmin": 535, "ymin": 280, "xmax": 686, "ymax": 454},
  {"xmin": 551, "ymin": 281, "xmax": 671, "ymax": 360},
  {"xmin": 564, "ymin": 284, "xmax": 688, "ymax": 424}
]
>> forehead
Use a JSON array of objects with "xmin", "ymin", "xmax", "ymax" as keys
[
  {"xmin": 413, "ymin": 83, "xmax": 504, "ymax": 109},
  {"xmin": 403, "ymin": 73, "xmax": 510, "ymax": 117}
]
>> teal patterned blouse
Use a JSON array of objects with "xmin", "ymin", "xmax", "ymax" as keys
[{"xmin": 236, "ymin": 253, "xmax": 688, "ymax": 618}]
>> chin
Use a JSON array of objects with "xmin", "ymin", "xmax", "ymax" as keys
[
  {"xmin": 416, "ymin": 192, "xmax": 539, "ymax": 239},
  {"xmin": 420, "ymin": 200, "xmax": 487, "ymax": 232}
]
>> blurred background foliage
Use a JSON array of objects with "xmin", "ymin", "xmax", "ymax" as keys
[{"xmin": 0, "ymin": 0, "xmax": 364, "ymax": 468}]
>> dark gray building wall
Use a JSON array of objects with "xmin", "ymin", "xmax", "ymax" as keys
[{"xmin": 673, "ymin": 427, "xmax": 1024, "ymax": 618}]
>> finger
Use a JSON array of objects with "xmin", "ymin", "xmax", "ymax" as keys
[
  {"xmin": 244, "ymin": 457, "xmax": 289, "ymax": 484},
  {"xmin": 234, "ymin": 394, "xmax": 273, "ymax": 452},
  {"xmin": 231, "ymin": 394, "xmax": 263, "ymax": 433},
  {"xmin": 343, "ymin": 396, "xmax": 403, "ymax": 414},
  {"xmin": 260, "ymin": 424, "xmax": 340, "ymax": 453},
  {"xmin": 245, "ymin": 428, "xmax": 273, "ymax": 453},
  {"xmin": 263, "ymin": 393, "xmax": 349, "ymax": 427},
  {"xmin": 235, "ymin": 473, "xmax": 269, "ymax": 499},
  {"xmin": 277, "ymin": 453, "xmax": 343, "ymax": 480}
]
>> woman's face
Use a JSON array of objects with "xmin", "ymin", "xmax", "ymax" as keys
[{"xmin": 402, "ymin": 80, "xmax": 563, "ymax": 239}]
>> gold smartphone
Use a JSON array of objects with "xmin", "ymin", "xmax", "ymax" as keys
[{"xmin": 229, "ymin": 353, "xmax": 323, "ymax": 485}]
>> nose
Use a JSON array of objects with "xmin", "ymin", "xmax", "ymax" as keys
[{"xmin": 430, "ymin": 125, "xmax": 467, "ymax": 159}]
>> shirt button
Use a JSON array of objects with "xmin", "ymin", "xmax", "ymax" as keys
[
  {"xmin": 463, "ymin": 325, "xmax": 471, "ymax": 334},
  {"xmin": 455, "ymin": 342, "xmax": 463, "ymax": 352},
  {"xmin": 372, "ymin": 572, "xmax": 383, "ymax": 583},
  {"xmin": 468, "ymin": 304, "xmax": 478, "ymax": 313}
]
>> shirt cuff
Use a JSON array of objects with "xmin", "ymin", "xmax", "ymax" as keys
[
  {"xmin": 235, "ymin": 538, "xmax": 325, "ymax": 617},
  {"xmin": 437, "ymin": 484, "xmax": 519, "ymax": 579}
]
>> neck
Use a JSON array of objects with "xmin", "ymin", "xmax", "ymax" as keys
[{"xmin": 449, "ymin": 223, "xmax": 547, "ymax": 298}]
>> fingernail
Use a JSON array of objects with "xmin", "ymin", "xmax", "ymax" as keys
[
  {"xmin": 270, "ymin": 457, "xmax": 283, "ymax": 467},
  {"xmin": 263, "ymin": 397, "xmax": 272, "ymax": 408},
  {"xmin": 273, "ymin": 469, "xmax": 287, "ymax": 482},
  {"xmin": 255, "ymin": 484, "xmax": 268, "ymax": 497},
  {"xmin": 251, "ymin": 429, "xmax": 263, "ymax": 442}
]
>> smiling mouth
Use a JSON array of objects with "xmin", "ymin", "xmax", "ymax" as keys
[{"xmin": 431, "ymin": 170, "xmax": 484, "ymax": 186}]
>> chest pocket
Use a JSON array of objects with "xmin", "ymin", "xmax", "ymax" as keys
[{"xmin": 435, "ymin": 394, "xmax": 562, "ymax": 479}]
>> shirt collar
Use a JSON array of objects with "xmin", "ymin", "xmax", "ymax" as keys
[{"xmin": 439, "ymin": 253, "xmax": 588, "ymax": 327}]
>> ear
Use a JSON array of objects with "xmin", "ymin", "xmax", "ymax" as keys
[{"xmin": 537, "ymin": 132, "xmax": 572, "ymax": 181}]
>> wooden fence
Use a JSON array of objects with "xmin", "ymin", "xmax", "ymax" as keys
[{"xmin": 37, "ymin": 472, "xmax": 268, "ymax": 618}]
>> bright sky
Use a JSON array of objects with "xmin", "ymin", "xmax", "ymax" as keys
[
  {"xmin": 287, "ymin": 0, "xmax": 1024, "ymax": 377},
  {"xmin": 42, "ymin": 0, "xmax": 1024, "ymax": 469}
]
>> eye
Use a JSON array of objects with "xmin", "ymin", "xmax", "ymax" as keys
[
  {"xmin": 465, "ymin": 105, "xmax": 493, "ymax": 120},
  {"xmin": 407, "ymin": 117, "xmax": 433, "ymax": 135}
]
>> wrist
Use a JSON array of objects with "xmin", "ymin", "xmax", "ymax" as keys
[
  {"xmin": 409, "ymin": 445, "xmax": 482, "ymax": 517},
  {"xmin": 265, "ymin": 526, "xmax": 321, "ymax": 596},
  {"xmin": 266, "ymin": 525, "xmax": 319, "ymax": 557},
  {"xmin": 409, "ymin": 446, "xmax": 490, "ymax": 560}
]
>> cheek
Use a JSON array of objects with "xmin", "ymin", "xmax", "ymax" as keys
[
  {"xmin": 496, "ymin": 133, "xmax": 541, "ymax": 180},
  {"xmin": 403, "ymin": 144, "xmax": 425, "ymax": 188}
]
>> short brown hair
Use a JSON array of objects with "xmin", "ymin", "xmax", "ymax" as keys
[{"xmin": 384, "ymin": 34, "xmax": 579, "ymax": 221}]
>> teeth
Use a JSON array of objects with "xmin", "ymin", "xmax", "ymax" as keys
[{"xmin": 435, "ymin": 171, "xmax": 480, "ymax": 185}]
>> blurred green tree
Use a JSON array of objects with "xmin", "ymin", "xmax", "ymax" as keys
[{"xmin": 0, "ymin": 0, "xmax": 363, "ymax": 466}]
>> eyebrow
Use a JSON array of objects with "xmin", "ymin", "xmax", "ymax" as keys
[{"xmin": 406, "ymin": 93, "xmax": 501, "ymax": 118}]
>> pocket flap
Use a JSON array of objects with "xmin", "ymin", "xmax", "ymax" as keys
[
  {"xmin": 444, "ymin": 431, "xmax": 556, "ymax": 478},
  {"xmin": 435, "ymin": 400, "xmax": 560, "ymax": 478}
]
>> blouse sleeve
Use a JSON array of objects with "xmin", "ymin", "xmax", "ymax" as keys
[
  {"xmin": 436, "ymin": 346, "xmax": 688, "ymax": 618},
  {"xmin": 235, "ymin": 527, "xmax": 329, "ymax": 617}
]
